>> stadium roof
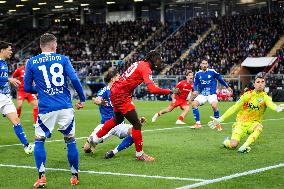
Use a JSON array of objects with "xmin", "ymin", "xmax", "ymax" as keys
[
  {"xmin": 0, "ymin": 0, "xmax": 277, "ymax": 17},
  {"xmin": 0, "ymin": 0, "xmax": 167, "ymax": 14}
]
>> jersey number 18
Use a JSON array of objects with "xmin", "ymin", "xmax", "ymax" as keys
[{"xmin": 38, "ymin": 63, "xmax": 64, "ymax": 88}]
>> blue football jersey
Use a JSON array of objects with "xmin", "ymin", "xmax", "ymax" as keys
[
  {"xmin": 194, "ymin": 69, "xmax": 228, "ymax": 96},
  {"xmin": 97, "ymin": 86, "xmax": 114, "ymax": 124},
  {"xmin": 0, "ymin": 59, "xmax": 10, "ymax": 94},
  {"xmin": 24, "ymin": 52, "xmax": 85, "ymax": 114}
]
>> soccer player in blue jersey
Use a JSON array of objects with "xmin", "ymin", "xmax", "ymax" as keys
[
  {"xmin": 24, "ymin": 33, "xmax": 85, "ymax": 188},
  {"xmin": 0, "ymin": 41, "xmax": 34, "ymax": 154},
  {"xmin": 191, "ymin": 59, "xmax": 231, "ymax": 129}
]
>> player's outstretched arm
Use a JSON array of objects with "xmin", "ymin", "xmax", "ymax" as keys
[
  {"xmin": 208, "ymin": 116, "xmax": 222, "ymax": 130},
  {"xmin": 264, "ymin": 95, "xmax": 284, "ymax": 112},
  {"xmin": 214, "ymin": 70, "xmax": 230, "ymax": 88},
  {"xmin": 147, "ymin": 83, "xmax": 171, "ymax": 95},
  {"xmin": 208, "ymin": 94, "xmax": 246, "ymax": 130}
]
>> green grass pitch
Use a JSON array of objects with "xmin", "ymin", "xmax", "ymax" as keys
[{"xmin": 0, "ymin": 100, "xmax": 283, "ymax": 189}]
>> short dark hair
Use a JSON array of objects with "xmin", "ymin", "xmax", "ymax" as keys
[
  {"xmin": 255, "ymin": 72, "xmax": 266, "ymax": 80},
  {"xmin": 0, "ymin": 41, "xmax": 12, "ymax": 51},
  {"xmin": 144, "ymin": 50, "xmax": 161, "ymax": 64},
  {"xmin": 105, "ymin": 69, "xmax": 119, "ymax": 83},
  {"xmin": 201, "ymin": 58, "xmax": 208, "ymax": 63},
  {"xmin": 40, "ymin": 33, "xmax": 57, "ymax": 47}
]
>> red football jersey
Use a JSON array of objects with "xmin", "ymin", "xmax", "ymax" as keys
[
  {"xmin": 112, "ymin": 61, "xmax": 154, "ymax": 98},
  {"xmin": 12, "ymin": 65, "xmax": 25, "ymax": 92},
  {"xmin": 175, "ymin": 80, "xmax": 193, "ymax": 100}
]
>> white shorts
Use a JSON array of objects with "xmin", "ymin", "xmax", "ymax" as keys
[
  {"xmin": 0, "ymin": 94, "xmax": 17, "ymax": 115},
  {"xmin": 108, "ymin": 123, "xmax": 132, "ymax": 139},
  {"xmin": 91, "ymin": 122, "xmax": 132, "ymax": 142},
  {"xmin": 194, "ymin": 94, "xmax": 218, "ymax": 105},
  {"xmin": 35, "ymin": 108, "xmax": 75, "ymax": 138}
]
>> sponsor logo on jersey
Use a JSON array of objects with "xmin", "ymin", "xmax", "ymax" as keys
[
  {"xmin": 257, "ymin": 98, "xmax": 263, "ymax": 103},
  {"xmin": 248, "ymin": 102, "xmax": 260, "ymax": 110}
]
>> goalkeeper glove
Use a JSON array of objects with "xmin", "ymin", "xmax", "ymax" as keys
[
  {"xmin": 208, "ymin": 116, "xmax": 222, "ymax": 131},
  {"xmin": 276, "ymin": 104, "xmax": 284, "ymax": 112}
]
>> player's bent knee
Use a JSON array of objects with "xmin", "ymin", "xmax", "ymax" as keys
[
  {"xmin": 211, "ymin": 103, "xmax": 218, "ymax": 110},
  {"xmin": 167, "ymin": 108, "xmax": 173, "ymax": 112},
  {"xmin": 132, "ymin": 122, "xmax": 142, "ymax": 130},
  {"xmin": 230, "ymin": 140, "xmax": 239, "ymax": 148},
  {"xmin": 183, "ymin": 106, "xmax": 190, "ymax": 111},
  {"xmin": 192, "ymin": 101, "xmax": 199, "ymax": 108},
  {"xmin": 254, "ymin": 125, "xmax": 263, "ymax": 133},
  {"xmin": 11, "ymin": 117, "xmax": 20, "ymax": 125}
]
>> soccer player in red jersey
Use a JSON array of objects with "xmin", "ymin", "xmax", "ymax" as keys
[
  {"xmin": 12, "ymin": 58, "xmax": 38, "ymax": 126},
  {"xmin": 152, "ymin": 71, "xmax": 194, "ymax": 124},
  {"xmin": 87, "ymin": 50, "xmax": 171, "ymax": 161}
]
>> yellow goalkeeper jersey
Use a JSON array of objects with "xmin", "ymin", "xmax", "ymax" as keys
[{"xmin": 220, "ymin": 90, "xmax": 277, "ymax": 123}]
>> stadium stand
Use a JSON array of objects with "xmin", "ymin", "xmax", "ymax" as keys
[{"xmin": 166, "ymin": 13, "xmax": 284, "ymax": 75}]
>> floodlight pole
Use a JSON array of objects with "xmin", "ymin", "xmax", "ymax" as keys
[{"xmin": 160, "ymin": 0, "xmax": 165, "ymax": 25}]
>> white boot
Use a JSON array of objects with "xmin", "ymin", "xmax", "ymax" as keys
[
  {"xmin": 175, "ymin": 120, "xmax": 186, "ymax": 124},
  {"xmin": 152, "ymin": 113, "xmax": 159, "ymax": 122}
]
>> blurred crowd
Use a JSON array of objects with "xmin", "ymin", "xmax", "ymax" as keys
[{"xmin": 167, "ymin": 13, "xmax": 284, "ymax": 75}]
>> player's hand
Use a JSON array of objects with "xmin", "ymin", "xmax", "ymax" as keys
[
  {"xmin": 208, "ymin": 116, "xmax": 222, "ymax": 130},
  {"xmin": 140, "ymin": 117, "xmax": 147, "ymax": 125},
  {"xmin": 173, "ymin": 88, "xmax": 180, "ymax": 95},
  {"xmin": 276, "ymin": 104, "xmax": 284, "ymax": 112},
  {"xmin": 227, "ymin": 87, "xmax": 233, "ymax": 93},
  {"xmin": 75, "ymin": 102, "xmax": 85, "ymax": 110},
  {"xmin": 101, "ymin": 99, "xmax": 108, "ymax": 106},
  {"xmin": 8, "ymin": 78, "xmax": 21, "ymax": 87}
]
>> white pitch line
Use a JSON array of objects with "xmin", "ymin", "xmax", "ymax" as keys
[
  {"xmin": 1, "ymin": 117, "xmax": 284, "ymax": 148},
  {"xmin": 176, "ymin": 163, "xmax": 284, "ymax": 189},
  {"xmin": 0, "ymin": 163, "xmax": 207, "ymax": 182}
]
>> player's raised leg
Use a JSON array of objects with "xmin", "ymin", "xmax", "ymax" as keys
[
  {"xmin": 152, "ymin": 105, "xmax": 174, "ymax": 122},
  {"xmin": 88, "ymin": 112, "xmax": 125, "ymax": 150}
]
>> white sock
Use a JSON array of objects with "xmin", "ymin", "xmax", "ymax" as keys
[
  {"xmin": 113, "ymin": 148, "xmax": 118, "ymax": 154},
  {"xmin": 136, "ymin": 151, "xmax": 144, "ymax": 157}
]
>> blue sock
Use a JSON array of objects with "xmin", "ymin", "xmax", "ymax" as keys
[
  {"xmin": 192, "ymin": 108, "xmax": 200, "ymax": 122},
  {"xmin": 214, "ymin": 110, "xmax": 220, "ymax": 118},
  {"xmin": 66, "ymin": 139, "xmax": 79, "ymax": 174},
  {"xmin": 116, "ymin": 135, "xmax": 134, "ymax": 153},
  {"xmin": 34, "ymin": 139, "xmax": 46, "ymax": 177},
  {"xmin": 13, "ymin": 123, "xmax": 28, "ymax": 146}
]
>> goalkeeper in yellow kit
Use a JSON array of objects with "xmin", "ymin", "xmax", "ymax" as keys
[{"xmin": 208, "ymin": 73, "xmax": 284, "ymax": 153}]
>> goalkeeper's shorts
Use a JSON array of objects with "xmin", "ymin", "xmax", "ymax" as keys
[{"xmin": 231, "ymin": 121, "xmax": 262, "ymax": 142}]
